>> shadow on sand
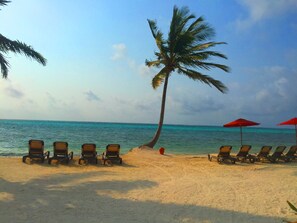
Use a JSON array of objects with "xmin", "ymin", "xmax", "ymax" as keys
[{"xmin": 0, "ymin": 171, "xmax": 287, "ymax": 223}]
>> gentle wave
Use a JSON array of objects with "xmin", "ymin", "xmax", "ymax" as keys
[{"xmin": 0, "ymin": 119, "xmax": 295, "ymax": 156}]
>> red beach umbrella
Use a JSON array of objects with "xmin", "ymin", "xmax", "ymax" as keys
[
  {"xmin": 223, "ymin": 118, "xmax": 260, "ymax": 145},
  {"xmin": 278, "ymin": 117, "xmax": 297, "ymax": 144}
]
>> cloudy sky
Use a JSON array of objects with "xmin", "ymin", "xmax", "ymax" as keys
[{"xmin": 0, "ymin": 0, "xmax": 296, "ymax": 127}]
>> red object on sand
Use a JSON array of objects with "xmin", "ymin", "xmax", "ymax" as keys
[
  {"xmin": 223, "ymin": 118, "xmax": 260, "ymax": 145},
  {"xmin": 159, "ymin": 147, "xmax": 165, "ymax": 155},
  {"xmin": 278, "ymin": 117, "xmax": 297, "ymax": 144}
]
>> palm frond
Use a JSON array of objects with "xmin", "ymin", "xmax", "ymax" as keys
[
  {"xmin": 0, "ymin": 34, "xmax": 46, "ymax": 65},
  {"xmin": 194, "ymin": 61, "xmax": 230, "ymax": 72},
  {"xmin": 0, "ymin": 0, "xmax": 10, "ymax": 7},
  {"xmin": 169, "ymin": 6, "xmax": 196, "ymax": 55},
  {"xmin": 0, "ymin": 52, "xmax": 9, "ymax": 78},
  {"xmin": 147, "ymin": 20, "xmax": 164, "ymax": 47},
  {"xmin": 146, "ymin": 5, "xmax": 229, "ymax": 92},
  {"xmin": 152, "ymin": 67, "xmax": 167, "ymax": 89},
  {"xmin": 191, "ymin": 41, "xmax": 227, "ymax": 51},
  {"xmin": 145, "ymin": 59, "xmax": 162, "ymax": 68},
  {"xmin": 287, "ymin": 201, "xmax": 297, "ymax": 214},
  {"xmin": 192, "ymin": 22, "xmax": 215, "ymax": 42},
  {"xmin": 178, "ymin": 67, "xmax": 228, "ymax": 93},
  {"xmin": 183, "ymin": 51, "xmax": 228, "ymax": 61},
  {"xmin": 169, "ymin": 6, "xmax": 194, "ymax": 43},
  {"xmin": 186, "ymin": 16, "xmax": 204, "ymax": 33},
  {"xmin": 147, "ymin": 19, "xmax": 159, "ymax": 39},
  {"xmin": 147, "ymin": 20, "xmax": 168, "ymax": 60}
]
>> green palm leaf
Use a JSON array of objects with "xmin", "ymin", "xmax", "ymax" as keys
[
  {"xmin": 0, "ymin": 3, "xmax": 46, "ymax": 78},
  {"xmin": 0, "ymin": 0, "xmax": 10, "ymax": 7},
  {"xmin": 141, "ymin": 5, "xmax": 230, "ymax": 148},
  {"xmin": 151, "ymin": 67, "xmax": 168, "ymax": 89},
  {"xmin": 178, "ymin": 67, "xmax": 228, "ymax": 93},
  {"xmin": 287, "ymin": 201, "xmax": 297, "ymax": 214},
  {"xmin": 0, "ymin": 52, "xmax": 9, "ymax": 78}
]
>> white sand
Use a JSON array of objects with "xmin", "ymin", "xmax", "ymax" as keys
[{"xmin": 0, "ymin": 148, "xmax": 297, "ymax": 223}]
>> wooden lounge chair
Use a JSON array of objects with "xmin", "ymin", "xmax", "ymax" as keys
[
  {"xmin": 252, "ymin": 146, "xmax": 272, "ymax": 162},
  {"xmin": 48, "ymin": 141, "xmax": 73, "ymax": 164},
  {"xmin": 22, "ymin": 139, "xmax": 50, "ymax": 163},
  {"xmin": 279, "ymin": 145, "xmax": 297, "ymax": 162},
  {"xmin": 233, "ymin": 145, "xmax": 255, "ymax": 163},
  {"xmin": 208, "ymin": 145, "xmax": 236, "ymax": 164},
  {"xmin": 79, "ymin": 143, "xmax": 98, "ymax": 164},
  {"xmin": 267, "ymin": 146, "xmax": 286, "ymax": 163},
  {"xmin": 102, "ymin": 144, "xmax": 122, "ymax": 165}
]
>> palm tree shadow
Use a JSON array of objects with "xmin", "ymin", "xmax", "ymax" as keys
[{"xmin": 0, "ymin": 171, "xmax": 286, "ymax": 223}]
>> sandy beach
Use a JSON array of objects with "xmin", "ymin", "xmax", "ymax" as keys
[{"xmin": 1, "ymin": 148, "xmax": 297, "ymax": 223}]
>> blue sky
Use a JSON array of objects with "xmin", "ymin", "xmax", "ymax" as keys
[{"xmin": 0, "ymin": 0, "xmax": 297, "ymax": 127}]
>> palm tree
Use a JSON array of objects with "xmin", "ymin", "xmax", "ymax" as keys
[
  {"xmin": 142, "ymin": 6, "xmax": 230, "ymax": 148},
  {"xmin": 0, "ymin": 0, "xmax": 46, "ymax": 78}
]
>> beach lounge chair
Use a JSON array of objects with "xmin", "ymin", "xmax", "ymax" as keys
[
  {"xmin": 208, "ymin": 145, "xmax": 236, "ymax": 164},
  {"xmin": 233, "ymin": 145, "xmax": 255, "ymax": 163},
  {"xmin": 252, "ymin": 146, "xmax": 272, "ymax": 162},
  {"xmin": 279, "ymin": 145, "xmax": 297, "ymax": 162},
  {"xmin": 22, "ymin": 139, "xmax": 50, "ymax": 163},
  {"xmin": 102, "ymin": 144, "xmax": 122, "ymax": 165},
  {"xmin": 267, "ymin": 146, "xmax": 286, "ymax": 163},
  {"xmin": 48, "ymin": 141, "xmax": 73, "ymax": 164},
  {"xmin": 79, "ymin": 143, "xmax": 98, "ymax": 164}
]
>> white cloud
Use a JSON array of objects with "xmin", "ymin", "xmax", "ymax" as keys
[
  {"xmin": 128, "ymin": 58, "xmax": 155, "ymax": 77},
  {"xmin": 111, "ymin": 43, "xmax": 155, "ymax": 77},
  {"xmin": 255, "ymin": 89, "xmax": 269, "ymax": 102},
  {"xmin": 0, "ymin": 80, "xmax": 25, "ymax": 99},
  {"xmin": 236, "ymin": 0, "xmax": 297, "ymax": 29},
  {"xmin": 84, "ymin": 90, "xmax": 100, "ymax": 102},
  {"xmin": 111, "ymin": 43, "xmax": 126, "ymax": 60},
  {"xmin": 226, "ymin": 66, "xmax": 297, "ymax": 123},
  {"xmin": 138, "ymin": 64, "xmax": 155, "ymax": 77},
  {"xmin": 5, "ymin": 86, "xmax": 24, "ymax": 98},
  {"xmin": 46, "ymin": 92, "xmax": 57, "ymax": 105}
]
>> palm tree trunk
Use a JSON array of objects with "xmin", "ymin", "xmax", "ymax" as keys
[{"xmin": 141, "ymin": 74, "xmax": 169, "ymax": 148}]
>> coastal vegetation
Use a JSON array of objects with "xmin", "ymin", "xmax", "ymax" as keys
[
  {"xmin": 142, "ymin": 6, "xmax": 230, "ymax": 148},
  {"xmin": 286, "ymin": 200, "xmax": 297, "ymax": 223},
  {"xmin": 0, "ymin": 0, "xmax": 46, "ymax": 78}
]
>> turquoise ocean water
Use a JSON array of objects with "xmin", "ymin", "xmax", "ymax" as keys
[{"xmin": 0, "ymin": 119, "xmax": 295, "ymax": 156}]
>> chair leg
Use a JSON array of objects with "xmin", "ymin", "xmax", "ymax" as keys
[
  {"xmin": 217, "ymin": 157, "xmax": 223, "ymax": 164},
  {"xmin": 22, "ymin": 156, "xmax": 27, "ymax": 163},
  {"xmin": 208, "ymin": 154, "xmax": 212, "ymax": 161},
  {"xmin": 231, "ymin": 158, "xmax": 236, "ymax": 164},
  {"xmin": 249, "ymin": 156, "xmax": 255, "ymax": 163}
]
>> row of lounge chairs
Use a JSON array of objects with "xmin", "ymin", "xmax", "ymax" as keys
[
  {"xmin": 22, "ymin": 139, "xmax": 123, "ymax": 165},
  {"xmin": 208, "ymin": 145, "xmax": 297, "ymax": 164}
]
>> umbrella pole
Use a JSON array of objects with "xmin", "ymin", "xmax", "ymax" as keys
[
  {"xmin": 295, "ymin": 124, "xmax": 297, "ymax": 145},
  {"xmin": 240, "ymin": 126, "xmax": 243, "ymax": 146}
]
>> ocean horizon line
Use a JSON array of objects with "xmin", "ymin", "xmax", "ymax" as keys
[
  {"xmin": 0, "ymin": 118, "xmax": 291, "ymax": 130},
  {"xmin": 0, "ymin": 119, "xmax": 296, "ymax": 156}
]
